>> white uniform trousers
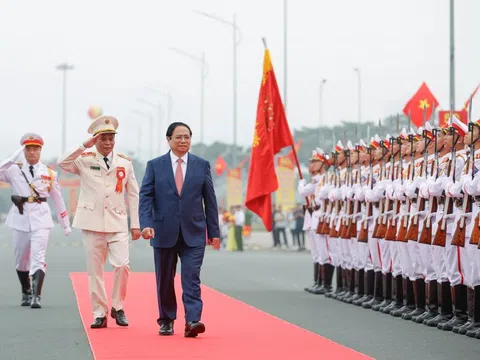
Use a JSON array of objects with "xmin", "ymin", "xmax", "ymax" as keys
[
  {"xmin": 391, "ymin": 242, "xmax": 402, "ymax": 277},
  {"xmin": 328, "ymin": 236, "xmax": 340, "ymax": 267},
  {"xmin": 379, "ymin": 238, "xmax": 392, "ymax": 274},
  {"xmin": 368, "ymin": 208, "xmax": 382, "ymax": 272},
  {"xmin": 432, "ymin": 206, "xmax": 448, "ymax": 282},
  {"xmin": 308, "ymin": 229, "xmax": 320, "ymax": 263},
  {"xmin": 82, "ymin": 230, "xmax": 130, "ymax": 319},
  {"xmin": 340, "ymin": 238, "xmax": 352, "ymax": 270},
  {"xmin": 418, "ymin": 212, "xmax": 438, "ymax": 283},
  {"xmin": 445, "ymin": 207, "xmax": 467, "ymax": 286},
  {"xmin": 368, "ymin": 235, "xmax": 382, "ymax": 272},
  {"xmin": 356, "ymin": 231, "xmax": 372, "ymax": 271},
  {"xmin": 464, "ymin": 206, "xmax": 480, "ymax": 287},
  {"xmin": 316, "ymin": 234, "xmax": 332, "ymax": 265},
  {"xmin": 350, "ymin": 237, "xmax": 359, "ymax": 270},
  {"xmin": 13, "ymin": 228, "xmax": 50, "ymax": 275}
]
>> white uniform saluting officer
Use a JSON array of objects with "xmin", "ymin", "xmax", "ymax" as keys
[
  {"xmin": 57, "ymin": 115, "xmax": 141, "ymax": 329},
  {"xmin": 0, "ymin": 133, "xmax": 71, "ymax": 308}
]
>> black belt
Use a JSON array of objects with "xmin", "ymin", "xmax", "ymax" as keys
[{"xmin": 20, "ymin": 196, "xmax": 47, "ymax": 203}]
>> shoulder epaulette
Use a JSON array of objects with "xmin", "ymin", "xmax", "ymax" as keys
[
  {"xmin": 117, "ymin": 153, "xmax": 131, "ymax": 161},
  {"xmin": 15, "ymin": 162, "xmax": 23, "ymax": 166},
  {"xmin": 81, "ymin": 152, "xmax": 96, "ymax": 157}
]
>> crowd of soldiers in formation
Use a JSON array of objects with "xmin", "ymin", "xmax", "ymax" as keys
[{"xmin": 298, "ymin": 118, "xmax": 480, "ymax": 339}]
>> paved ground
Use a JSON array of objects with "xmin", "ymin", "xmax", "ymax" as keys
[{"xmin": 0, "ymin": 226, "xmax": 479, "ymax": 360}]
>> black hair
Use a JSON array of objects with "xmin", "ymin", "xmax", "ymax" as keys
[{"xmin": 166, "ymin": 122, "xmax": 192, "ymax": 138}]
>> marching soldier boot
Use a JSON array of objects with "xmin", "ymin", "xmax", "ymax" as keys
[
  {"xmin": 456, "ymin": 287, "xmax": 475, "ymax": 334},
  {"xmin": 355, "ymin": 269, "xmax": 374, "ymax": 306},
  {"xmin": 426, "ymin": 281, "xmax": 453, "ymax": 326},
  {"xmin": 402, "ymin": 278, "xmax": 425, "ymax": 320},
  {"xmin": 373, "ymin": 273, "xmax": 392, "ymax": 311},
  {"xmin": 343, "ymin": 269, "xmax": 357, "ymax": 303},
  {"xmin": 414, "ymin": 280, "xmax": 438, "ymax": 323},
  {"xmin": 322, "ymin": 264, "xmax": 334, "ymax": 295},
  {"xmin": 327, "ymin": 266, "xmax": 344, "ymax": 299},
  {"xmin": 338, "ymin": 269, "xmax": 352, "ymax": 302},
  {"xmin": 305, "ymin": 263, "xmax": 319, "ymax": 292},
  {"xmin": 347, "ymin": 269, "xmax": 364, "ymax": 304},
  {"xmin": 391, "ymin": 278, "xmax": 415, "ymax": 317},
  {"xmin": 386, "ymin": 274, "xmax": 404, "ymax": 314},
  {"xmin": 16, "ymin": 270, "xmax": 31, "ymax": 306},
  {"xmin": 380, "ymin": 273, "xmax": 397, "ymax": 313},
  {"xmin": 336, "ymin": 269, "xmax": 348, "ymax": 301},
  {"xmin": 467, "ymin": 286, "xmax": 480, "ymax": 337},
  {"xmin": 363, "ymin": 271, "xmax": 383, "ymax": 309},
  {"xmin": 311, "ymin": 263, "xmax": 325, "ymax": 294},
  {"xmin": 30, "ymin": 269, "xmax": 45, "ymax": 309},
  {"xmin": 440, "ymin": 284, "xmax": 468, "ymax": 331},
  {"xmin": 335, "ymin": 268, "xmax": 349, "ymax": 300}
]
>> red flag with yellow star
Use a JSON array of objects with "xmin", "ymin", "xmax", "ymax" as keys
[
  {"xmin": 245, "ymin": 47, "xmax": 295, "ymax": 231},
  {"xmin": 402, "ymin": 82, "xmax": 439, "ymax": 127},
  {"xmin": 214, "ymin": 156, "xmax": 227, "ymax": 176}
]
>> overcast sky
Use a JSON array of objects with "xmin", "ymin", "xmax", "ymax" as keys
[{"xmin": 1, "ymin": 0, "xmax": 479, "ymax": 161}]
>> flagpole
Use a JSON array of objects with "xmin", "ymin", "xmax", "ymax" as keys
[{"xmin": 449, "ymin": 0, "xmax": 455, "ymax": 124}]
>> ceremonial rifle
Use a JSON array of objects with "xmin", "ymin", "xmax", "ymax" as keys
[
  {"xmin": 358, "ymin": 147, "xmax": 373, "ymax": 243},
  {"xmin": 419, "ymin": 129, "xmax": 438, "ymax": 245},
  {"xmin": 373, "ymin": 142, "xmax": 387, "ymax": 238},
  {"xmin": 452, "ymin": 124, "xmax": 474, "ymax": 247},
  {"xmin": 341, "ymin": 149, "xmax": 353, "ymax": 238},
  {"xmin": 385, "ymin": 136, "xmax": 401, "ymax": 240},
  {"xmin": 397, "ymin": 135, "xmax": 414, "ymax": 242},
  {"xmin": 347, "ymin": 145, "xmax": 361, "ymax": 238},
  {"xmin": 433, "ymin": 127, "xmax": 456, "ymax": 247}
]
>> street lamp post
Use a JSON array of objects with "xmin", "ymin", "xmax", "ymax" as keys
[
  {"xmin": 318, "ymin": 79, "xmax": 326, "ymax": 145},
  {"xmin": 131, "ymin": 109, "xmax": 154, "ymax": 158},
  {"xmin": 146, "ymin": 87, "xmax": 173, "ymax": 150},
  {"xmin": 353, "ymin": 67, "xmax": 362, "ymax": 125},
  {"xmin": 56, "ymin": 62, "xmax": 74, "ymax": 155},
  {"xmin": 137, "ymin": 97, "xmax": 164, "ymax": 155},
  {"xmin": 193, "ymin": 10, "xmax": 241, "ymax": 165},
  {"xmin": 169, "ymin": 47, "xmax": 208, "ymax": 156}
]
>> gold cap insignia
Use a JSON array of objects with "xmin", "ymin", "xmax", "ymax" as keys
[{"xmin": 105, "ymin": 119, "xmax": 110, "ymax": 124}]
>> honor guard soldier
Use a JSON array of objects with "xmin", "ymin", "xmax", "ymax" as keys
[
  {"xmin": 0, "ymin": 133, "xmax": 71, "ymax": 308},
  {"xmin": 57, "ymin": 116, "xmax": 141, "ymax": 329}
]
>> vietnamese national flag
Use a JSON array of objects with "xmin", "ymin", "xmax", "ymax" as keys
[
  {"xmin": 245, "ymin": 47, "xmax": 295, "ymax": 232},
  {"xmin": 214, "ymin": 156, "xmax": 227, "ymax": 176},
  {"xmin": 402, "ymin": 82, "xmax": 439, "ymax": 127}
]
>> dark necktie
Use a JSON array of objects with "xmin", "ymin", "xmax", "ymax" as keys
[
  {"xmin": 103, "ymin": 157, "xmax": 110, "ymax": 170},
  {"xmin": 29, "ymin": 165, "xmax": 34, "ymax": 178}
]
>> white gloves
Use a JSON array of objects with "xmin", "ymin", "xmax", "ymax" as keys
[{"xmin": 64, "ymin": 226, "xmax": 72, "ymax": 236}]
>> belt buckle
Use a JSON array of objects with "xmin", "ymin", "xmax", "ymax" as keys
[{"xmin": 27, "ymin": 196, "xmax": 35, "ymax": 203}]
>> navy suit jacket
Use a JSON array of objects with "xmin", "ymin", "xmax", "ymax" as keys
[{"xmin": 139, "ymin": 151, "xmax": 220, "ymax": 248}]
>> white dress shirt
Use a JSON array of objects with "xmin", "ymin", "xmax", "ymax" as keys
[{"xmin": 170, "ymin": 151, "xmax": 188, "ymax": 181}]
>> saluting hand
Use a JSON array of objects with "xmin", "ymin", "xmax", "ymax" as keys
[
  {"xmin": 141, "ymin": 227, "xmax": 155, "ymax": 239},
  {"xmin": 82, "ymin": 134, "xmax": 100, "ymax": 148},
  {"xmin": 131, "ymin": 229, "xmax": 141, "ymax": 241}
]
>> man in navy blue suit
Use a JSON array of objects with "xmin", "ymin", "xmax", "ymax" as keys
[{"xmin": 139, "ymin": 122, "xmax": 220, "ymax": 337}]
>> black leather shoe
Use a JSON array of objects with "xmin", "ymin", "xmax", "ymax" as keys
[
  {"xmin": 159, "ymin": 321, "xmax": 174, "ymax": 335},
  {"xmin": 91, "ymin": 317, "xmax": 107, "ymax": 328},
  {"xmin": 110, "ymin": 308, "xmax": 128, "ymax": 326},
  {"xmin": 184, "ymin": 321, "xmax": 205, "ymax": 337}
]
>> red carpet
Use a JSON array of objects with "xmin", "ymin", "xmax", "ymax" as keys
[{"xmin": 70, "ymin": 272, "xmax": 374, "ymax": 360}]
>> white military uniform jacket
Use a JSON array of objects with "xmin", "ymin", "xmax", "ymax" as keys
[
  {"xmin": 57, "ymin": 146, "xmax": 140, "ymax": 233},
  {"xmin": 0, "ymin": 147, "xmax": 69, "ymax": 232}
]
